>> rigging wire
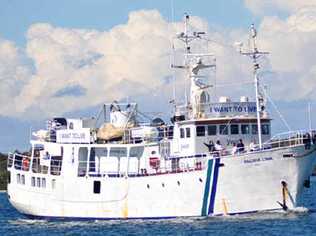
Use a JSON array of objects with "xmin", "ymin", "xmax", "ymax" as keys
[{"xmin": 261, "ymin": 85, "xmax": 292, "ymax": 132}]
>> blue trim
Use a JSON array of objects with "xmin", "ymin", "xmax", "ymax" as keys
[
  {"xmin": 201, "ymin": 159, "xmax": 213, "ymax": 216},
  {"xmin": 208, "ymin": 158, "xmax": 220, "ymax": 215}
]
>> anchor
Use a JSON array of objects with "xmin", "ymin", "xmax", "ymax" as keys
[{"xmin": 277, "ymin": 181, "xmax": 289, "ymax": 211}]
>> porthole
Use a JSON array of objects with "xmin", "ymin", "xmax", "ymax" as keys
[
  {"xmin": 177, "ymin": 181, "xmax": 180, "ymax": 186},
  {"xmin": 147, "ymin": 184, "xmax": 150, "ymax": 189},
  {"xmin": 199, "ymin": 178, "xmax": 203, "ymax": 183}
]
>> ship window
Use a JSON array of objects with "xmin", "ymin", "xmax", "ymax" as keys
[
  {"xmin": 78, "ymin": 147, "xmax": 88, "ymax": 177},
  {"xmin": 93, "ymin": 181, "xmax": 101, "ymax": 194},
  {"xmin": 207, "ymin": 125, "xmax": 217, "ymax": 136},
  {"xmin": 50, "ymin": 155, "xmax": 63, "ymax": 176},
  {"xmin": 7, "ymin": 153, "xmax": 13, "ymax": 168},
  {"xmin": 42, "ymin": 178, "xmax": 46, "ymax": 188},
  {"xmin": 37, "ymin": 177, "xmax": 41, "ymax": 187},
  {"xmin": 252, "ymin": 124, "xmax": 258, "ymax": 135},
  {"xmin": 219, "ymin": 125, "xmax": 228, "ymax": 135},
  {"xmin": 14, "ymin": 154, "xmax": 23, "ymax": 170},
  {"xmin": 168, "ymin": 126, "xmax": 174, "ymax": 139},
  {"xmin": 130, "ymin": 146, "xmax": 144, "ymax": 158},
  {"xmin": 31, "ymin": 177, "xmax": 35, "ymax": 187},
  {"xmin": 110, "ymin": 147, "xmax": 127, "ymax": 157},
  {"xmin": 180, "ymin": 128, "xmax": 185, "ymax": 138},
  {"xmin": 262, "ymin": 124, "xmax": 270, "ymax": 135},
  {"xmin": 52, "ymin": 179, "xmax": 56, "ymax": 189},
  {"xmin": 241, "ymin": 124, "xmax": 250, "ymax": 134},
  {"xmin": 230, "ymin": 125, "xmax": 239, "ymax": 135},
  {"xmin": 17, "ymin": 174, "xmax": 20, "ymax": 184},
  {"xmin": 196, "ymin": 126, "xmax": 205, "ymax": 137},
  {"xmin": 21, "ymin": 175, "xmax": 25, "ymax": 185},
  {"xmin": 89, "ymin": 147, "xmax": 108, "ymax": 173},
  {"xmin": 186, "ymin": 128, "xmax": 191, "ymax": 138}
]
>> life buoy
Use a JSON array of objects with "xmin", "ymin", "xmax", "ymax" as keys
[{"xmin": 22, "ymin": 157, "xmax": 30, "ymax": 171}]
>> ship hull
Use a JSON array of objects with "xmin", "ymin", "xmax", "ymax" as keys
[{"xmin": 7, "ymin": 145, "xmax": 316, "ymax": 219}]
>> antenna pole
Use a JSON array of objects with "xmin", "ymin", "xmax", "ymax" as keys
[
  {"xmin": 308, "ymin": 102, "xmax": 312, "ymax": 131},
  {"xmin": 241, "ymin": 24, "xmax": 269, "ymax": 149}
]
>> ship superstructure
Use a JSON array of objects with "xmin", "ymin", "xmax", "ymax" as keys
[{"xmin": 7, "ymin": 15, "xmax": 316, "ymax": 219}]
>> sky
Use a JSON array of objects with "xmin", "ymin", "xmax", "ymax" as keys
[{"xmin": 0, "ymin": 0, "xmax": 316, "ymax": 152}]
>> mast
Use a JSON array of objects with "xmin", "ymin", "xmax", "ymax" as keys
[
  {"xmin": 172, "ymin": 14, "xmax": 216, "ymax": 119},
  {"xmin": 240, "ymin": 24, "xmax": 269, "ymax": 149}
]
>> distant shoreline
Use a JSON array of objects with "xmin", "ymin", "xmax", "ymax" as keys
[{"xmin": 0, "ymin": 190, "xmax": 6, "ymax": 192}]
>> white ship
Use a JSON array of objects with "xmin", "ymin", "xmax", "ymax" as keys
[{"xmin": 7, "ymin": 15, "xmax": 316, "ymax": 220}]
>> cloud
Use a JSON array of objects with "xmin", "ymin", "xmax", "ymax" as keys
[
  {"xmin": 244, "ymin": 0, "xmax": 316, "ymax": 15},
  {"xmin": 2, "ymin": 8, "xmax": 316, "ymax": 120},
  {"xmin": 256, "ymin": 6, "xmax": 316, "ymax": 101}
]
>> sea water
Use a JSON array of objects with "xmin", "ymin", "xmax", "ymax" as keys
[{"xmin": 1, "ymin": 180, "xmax": 316, "ymax": 236}]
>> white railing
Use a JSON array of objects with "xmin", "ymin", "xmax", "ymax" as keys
[{"xmin": 8, "ymin": 152, "xmax": 63, "ymax": 176}]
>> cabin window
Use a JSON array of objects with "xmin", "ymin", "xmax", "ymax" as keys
[
  {"xmin": 130, "ymin": 146, "xmax": 144, "ymax": 158},
  {"xmin": 180, "ymin": 128, "xmax": 185, "ymax": 138},
  {"xmin": 37, "ymin": 177, "xmax": 41, "ymax": 187},
  {"xmin": 21, "ymin": 175, "xmax": 25, "ymax": 185},
  {"xmin": 14, "ymin": 154, "xmax": 23, "ymax": 170},
  {"xmin": 241, "ymin": 124, "xmax": 250, "ymax": 134},
  {"xmin": 196, "ymin": 126, "xmax": 205, "ymax": 137},
  {"xmin": 219, "ymin": 125, "xmax": 228, "ymax": 135},
  {"xmin": 50, "ymin": 147, "xmax": 63, "ymax": 176},
  {"xmin": 262, "ymin": 124, "xmax": 270, "ymax": 135},
  {"xmin": 110, "ymin": 147, "xmax": 127, "ymax": 157},
  {"xmin": 16, "ymin": 174, "xmax": 20, "ymax": 184},
  {"xmin": 93, "ymin": 181, "xmax": 101, "ymax": 194},
  {"xmin": 168, "ymin": 126, "xmax": 174, "ymax": 139},
  {"xmin": 252, "ymin": 124, "xmax": 258, "ymax": 135},
  {"xmin": 230, "ymin": 124, "xmax": 239, "ymax": 135},
  {"xmin": 89, "ymin": 147, "xmax": 108, "ymax": 173},
  {"xmin": 32, "ymin": 145, "xmax": 44, "ymax": 173},
  {"xmin": 78, "ymin": 147, "xmax": 88, "ymax": 177},
  {"xmin": 52, "ymin": 179, "xmax": 56, "ymax": 189},
  {"xmin": 7, "ymin": 153, "xmax": 13, "ymax": 168},
  {"xmin": 31, "ymin": 177, "xmax": 35, "ymax": 187},
  {"xmin": 186, "ymin": 128, "xmax": 191, "ymax": 138},
  {"xmin": 110, "ymin": 147, "xmax": 127, "ymax": 175},
  {"xmin": 42, "ymin": 178, "xmax": 46, "ymax": 188},
  {"xmin": 207, "ymin": 125, "xmax": 217, "ymax": 136}
]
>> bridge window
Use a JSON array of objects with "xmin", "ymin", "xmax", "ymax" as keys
[
  {"xmin": 262, "ymin": 124, "xmax": 270, "ymax": 135},
  {"xmin": 219, "ymin": 125, "xmax": 228, "ymax": 135},
  {"xmin": 196, "ymin": 126, "xmax": 205, "ymax": 136},
  {"xmin": 130, "ymin": 146, "xmax": 144, "ymax": 158},
  {"xmin": 252, "ymin": 124, "xmax": 258, "ymax": 135},
  {"xmin": 241, "ymin": 124, "xmax": 250, "ymax": 134},
  {"xmin": 230, "ymin": 124, "xmax": 239, "ymax": 135},
  {"xmin": 207, "ymin": 125, "xmax": 217, "ymax": 136},
  {"xmin": 186, "ymin": 128, "xmax": 191, "ymax": 138},
  {"xmin": 180, "ymin": 128, "xmax": 185, "ymax": 138}
]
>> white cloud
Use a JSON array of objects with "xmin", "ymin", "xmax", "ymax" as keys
[
  {"xmin": 2, "ymin": 8, "xmax": 316, "ymax": 120},
  {"xmin": 244, "ymin": 0, "xmax": 316, "ymax": 15}
]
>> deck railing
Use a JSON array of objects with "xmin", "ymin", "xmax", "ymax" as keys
[{"xmin": 8, "ymin": 152, "xmax": 63, "ymax": 176}]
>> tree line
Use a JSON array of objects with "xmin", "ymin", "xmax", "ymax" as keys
[{"xmin": 0, "ymin": 153, "xmax": 8, "ymax": 190}]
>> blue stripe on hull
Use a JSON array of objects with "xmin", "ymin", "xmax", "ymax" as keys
[
  {"xmin": 208, "ymin": 158, "xmax": 220, "ymax": 215},
  {"xmin": 201, "ymin": 159, "xmax": 213, "ymax": 216}
]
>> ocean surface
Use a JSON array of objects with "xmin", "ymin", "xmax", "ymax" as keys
[{"xmin": 2, "ymin": 179, "xmax": 316, "ymax": 236}]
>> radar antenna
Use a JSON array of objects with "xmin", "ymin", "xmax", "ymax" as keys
[{"xmin": 172, "ymin": 14, "xmax": 216, "ymax": 118}]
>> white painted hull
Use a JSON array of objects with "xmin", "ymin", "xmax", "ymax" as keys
[{"xmin": 7, "ymin": 144, "xmax": 316, "ymax": 219}]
